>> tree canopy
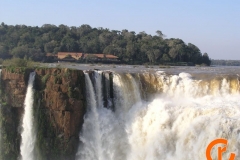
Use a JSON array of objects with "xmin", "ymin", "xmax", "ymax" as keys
[{"xmin": 0, "ymin": 23, "xmax": 211, "ymax": 65}]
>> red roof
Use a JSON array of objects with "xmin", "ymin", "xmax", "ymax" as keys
[
  {"xmin": 58, "ymin": 52, "xmax": 83, "ymax": 60},
  {"xmin": 105, "ymin": 54, "xmax": 118, "ymax": 59},
  {"xmin": 56, "ymin": 52, "xmax": 118, "ymax": 60},
  {"xmin": 84, "ymin": 54, "xmax": 118, "ymax": 59}
]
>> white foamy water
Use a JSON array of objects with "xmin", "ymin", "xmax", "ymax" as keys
[
  {"xmin": 76, "ymin": 72, "xmax": 240, "ymax": 160},
  {"xmin": 126, "ymin": 95, "xmax": 240, "ymax": 160},
  {"xmin": 76, "ymin": 72, "xmax": 131, "ymax": 160},
  {"xmin": 20, "ymin": 72, "xmax": 36, "ymax": 160}
]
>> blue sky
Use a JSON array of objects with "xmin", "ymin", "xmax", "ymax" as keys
[{"xmin": 0, "ymin": 0, "xmax": 239, "ymax": 60}]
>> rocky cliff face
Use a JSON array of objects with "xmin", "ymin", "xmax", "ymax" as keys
[
  {"xmin": 0, "ymin": 67, "xmax": 86, "ymax": 160},
  {"xmin": 1, "ymin": 68, "xmax": 32, "ymax": 108},
  {"xmin": 0, "ymin": 68, "xmax": 32, "ymax": 160}
]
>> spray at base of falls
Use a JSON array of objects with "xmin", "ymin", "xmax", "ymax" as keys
[
  {"xmin": 77, "ymin": 71, "xmax": 240, "ymax": 160},
  {"xmin": 126, "ymin": 95, "xmax": 240, "ymax": 160},
  {"xmin": 20, "ymin": 72, "xmax": 36, "ymax": 160}
]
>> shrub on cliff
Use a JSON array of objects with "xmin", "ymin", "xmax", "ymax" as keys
[
  {"xmin": 0, "ymin": 58, "xmax": 3, "ymax": 64},
  {"xmin": 2, "ymin": 58, "xmax": 34, "ymax": 67}
]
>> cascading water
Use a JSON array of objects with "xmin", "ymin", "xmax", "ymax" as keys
[
  {"xmin": 76, "ymin": 71, "xmax": 134, "ymax": 160},
  {"xmin": 20, "ymin": 72, "xmax": 36, "ymax": 160},
  {"xmin": 77, "ymin": 71, "xmax": 240, "ymax": 160}
]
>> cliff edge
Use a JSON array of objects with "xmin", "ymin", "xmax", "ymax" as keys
[{"xmin": 0, "ymin": 67, "xmax": 86, "ymax": 160}]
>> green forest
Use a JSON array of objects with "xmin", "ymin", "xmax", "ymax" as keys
[{"xmin": 0, "ymin": 22, "xmax": 211, "ymax": 65}]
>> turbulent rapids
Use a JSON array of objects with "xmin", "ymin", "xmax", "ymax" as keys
[{"xmin": 76, "ymin": 70, "xmax": 240, "ymax": 160}]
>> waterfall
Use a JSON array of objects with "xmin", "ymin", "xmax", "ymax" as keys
[
  {"xmin": 93, "ymin": 71, "xmax": 103, "ymax": 108},
  {"xmin": 20, "ymin": 72, "xmax": 36, "ymax": 160},
  {"xmin": 76, "ymin": 72, "xmax": 102, "ymax": 160},
  {"xmin": 76, "ymin": 72, "xmax": 132, "ymax": 160},
  {"xmin": 112, "ymin": 73, "xmax": 142, "ymax": 113},
  {"xmin": 77, "ymin": 71, "xmax": 240, "ymax": 160}
]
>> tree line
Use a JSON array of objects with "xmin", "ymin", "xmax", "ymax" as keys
[
  {"xmin": 0, "ymin": 22, "xmax": 211, "ymax": 65},
  {"xmin": 211, "ymin": 60, "xmax": 240, "ymax": 66}
]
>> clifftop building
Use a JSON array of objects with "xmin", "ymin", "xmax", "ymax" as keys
[{"xmin": 46, "ymin": 52, "xmax": 119, "ymax": 63}]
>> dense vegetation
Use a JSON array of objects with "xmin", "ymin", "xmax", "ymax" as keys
[
  {"xmin": 211, "ymin": 60, "xmax": 240, "ymax": 66},
  {"xmin": 2, "ymin": 57, "xmax": 34, "ymax": 67},
  {"xmin": 0, "ymin": 22, "xmax": 211, "ymax": 65}
]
